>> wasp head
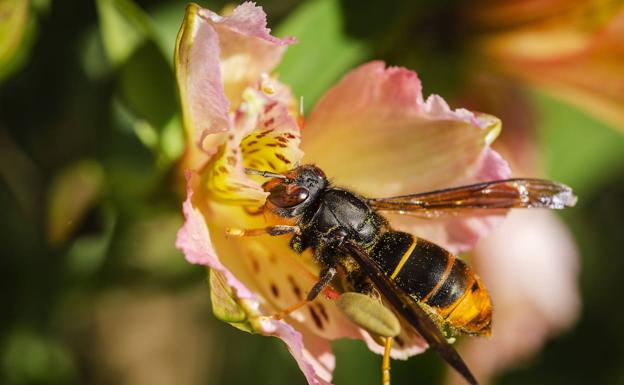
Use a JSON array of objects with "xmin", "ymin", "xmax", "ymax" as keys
[{"xmin": 259, "ymin": 164, "xmax": 327, "ymax": 218}]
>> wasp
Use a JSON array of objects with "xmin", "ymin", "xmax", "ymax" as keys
[{"xmin": 227, "ymin": 164, "xmax": 577, "ymax": 385}]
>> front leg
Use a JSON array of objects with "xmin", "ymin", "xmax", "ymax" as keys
[{"xmin": 225, "ymin": 225, "xmax": 301, "ymax": 237}]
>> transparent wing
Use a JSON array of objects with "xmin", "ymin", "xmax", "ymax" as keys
[{"xmin": 367, "ymin": 178, "xmax": 577, "ymax": 218}]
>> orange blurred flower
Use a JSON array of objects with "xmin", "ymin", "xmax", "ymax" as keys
[{"xmin": 469, "ymin": 0, "xmax": 624, "ymax": 132}]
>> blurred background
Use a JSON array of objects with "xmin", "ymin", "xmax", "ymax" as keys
[{"xmin": 1, "ymin": 0, "xmax": 624, "ymax": 384}]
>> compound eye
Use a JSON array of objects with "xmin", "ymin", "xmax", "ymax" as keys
[{"xmin": 268, "ymin": 185, "xmax": 310, "ymax": 208}]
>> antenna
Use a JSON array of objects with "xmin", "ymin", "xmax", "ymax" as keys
[{"xmin": 244, "ymin": 168, "xmax": 288, "ymax": 180}]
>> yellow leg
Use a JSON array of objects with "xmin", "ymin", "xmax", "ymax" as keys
[
  {"xmin": 226, "ymin": 225, "xmax": 300, "ymax": 237},
  {"xmin": 272, "ymin": 267, "xmax": 336, "ymax": 320},
  {"xmin": 272, "ymin": 299, "xmax": 309, "ymax": 320},
  {"xmin": 382, "ymin": 337, "xmax": 393, "ymax": 385}
]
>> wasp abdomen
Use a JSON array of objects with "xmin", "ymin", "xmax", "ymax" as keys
[{"xmin": 370, "ymin": 231, "xmax": 492, "ymax": 336}]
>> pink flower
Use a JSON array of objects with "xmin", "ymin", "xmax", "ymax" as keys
[
  {"xmin": 174, "ymin": 3, "xmax": 511, "ymax": 384},
  {"xmin": 445, "ymin": 210, "xmax": 580, "ymax": 385}
]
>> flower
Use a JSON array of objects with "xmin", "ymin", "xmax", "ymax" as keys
[
  {"xmin": 446, "ymin": 210, "xmax": 580, "ymax": 385},
  {"xmin": 469, "ymin": 0, "xmax": 624, "ymax": 132},
  {"xmin": 174, "ymin": 3, "xmax": 512, "ymax": 384},
  {"xmin": 442, "ymin": 85, "xmax": 582, "ymax": 383}
]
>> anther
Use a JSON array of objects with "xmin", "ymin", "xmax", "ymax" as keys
[
  {"xmin": 298, "ymin": 95, "xmax": 305, "ymax": 130},
  {"xmin": 260, "ymin": 73, "xmax": 275, "ymax": 94}
]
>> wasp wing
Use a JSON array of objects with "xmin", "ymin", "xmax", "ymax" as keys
[
  {"xmin": 341, "ymin": 240, "xmax": 478, "ymax": 385},
  {"xmin": 367, "ymin": 178, "xmax": 577, "ymax": 218}
]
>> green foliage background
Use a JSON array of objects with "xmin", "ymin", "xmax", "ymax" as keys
[{"xmin": 1, "ymin": 1, "xmax": 623, "ymax": 384}]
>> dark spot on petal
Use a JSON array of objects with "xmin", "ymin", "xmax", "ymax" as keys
[
  {"xmin": 246, "ymin": 149, "xmax": 260, "ymax": 155},
  {"xmin": 309, "ymin": 306, "xmax": 324, "ymax": 330},
  {"xmin": 316, "ymin": 303, "xmax": 329, "ymax": 322},
  {"xmin": 218, "ymin": 165, "xmax": 227, "ymax": 174},
  {"xmin": 248, "ymin": 159, "xmax": 261, "ymax": 167},
  {"xmin": 276, "ymin": 137, "xmax": 288, "ymax": 143},
  {"xmin": 246, "ymin": 140, "xmax": 258, "ymax": 146},
  {"xmin": 263, "ymin": 117, "xmax": 275, "ymax": 127},
  {"xmin": 266, "ymin": 143, "xmax": 278, "ymax": 147},
  {"xmin": 267, "ymin": 160, "xmax": 277, "ymax": 170},
  {"xmin": 285, "ymin": 133, "xmax": 297, "ymax": 139},
  {"xmin": 275, "ymin": 153, "xmax": 291, "ymax": 164},
  {"xmin": 250, "ymin": 257, "xmax": 260, "ymax": 273},
  {"xmin": 228, "ymin": 134, "xmax": 234, "ymax": 140},
  {"xmin": 264, "ymin": 102, "xmax": 277, "ymax": 113},
  {"xmin": 226, "ymin": 156, "xmax": 236, "ymax": 166},
  {"xmin": 270, "ymin": 283, "xmax": 280, "ymax": 298},
  {"xmin": 287, "ymin": 275, "xmax": 303, "ymax": 300}
]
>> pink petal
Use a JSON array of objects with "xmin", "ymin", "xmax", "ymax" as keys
[
  {"xmin": 176, "ymin": 4, "xmax": 231, "ymax": 153},
  {"xmin": 361, "ymin": 327, "xmax": 427, "ymax": 360},
  {"xmin": 176, "ymin": 174, "xmax": 339, "ymax": 385},
  {"xmin": 201, "ymin": 3, "xmax": 296, "ymax": 106},
  {"xmin": 175, "ymin": 171, "xmax": 254, "ymax": 299},
  {"xmin": 387, "ymin": 149, "xmax": 510, "ymax": 253},
  {"xmin": 445, "ymin": 210, "xmax": 580, "ymax": 384},
  {"xmin": 258, "ymin": 318, "xmax": 333, "ymax": 385},
  {"xmin": 225, "ymin": 233, "xmax": 365, "ymax": 342},
  {"xmin": 175, "ymin": 3, "xmax": 295, "ymax": 154},
  {"xmin": 304, "ymin": 61, "xmax": 511, "ymax": 252}
]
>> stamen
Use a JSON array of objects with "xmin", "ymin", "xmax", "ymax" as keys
[
  {"xmin": 298, "ymin": 95, "xmax": 305, "ymax": 130},
  {"xmin": 382, "ymin": 337, "xmax": 393, "ymax": 385},
  {"xmin": 260, "ymin": 73, "xmax": 275, "ymax": 94}
]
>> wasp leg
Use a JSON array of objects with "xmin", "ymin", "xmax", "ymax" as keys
[
  {"xmin": 306, "ymin": 266, "xmax": 337, "ymax": 301},
  {"xmin": 225, "ymin": 225, "xmax": 301, "ymax": 237},
  {"xmin": 273, "ymin": 266, "xmax": 337, "ymax": 320},
  {"xmin": 272, "ymin": 299, "xmax": 309, "ymax": 320},
  {"xmin": 382, "ymin": 337, "xmax": 393, "ymax": 385}
]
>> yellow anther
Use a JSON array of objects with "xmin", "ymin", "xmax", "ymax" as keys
[
  {"xmin": 225, "ymin": 228, "xmax": 245, "ymax": 237},
  {"xmin": 260, "ymin": 73, "xmax": 275, "ymax": 94}
]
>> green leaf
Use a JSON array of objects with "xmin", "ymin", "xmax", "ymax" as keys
[
  {"xmin": 149, "ymin": 1, "xmax": 189, "ymax": 66},
  {"xmin": 160, "ymin": 113, "xmax": 184, "ymax": 163},
  {"xmin": 209, "ymin": 269, "xmax": 252, "ymax": 332},
  {"xmin": 80, "ymin": 26, "xmax": 113, "ymax": 80},
  {"xmin": 117, "ymin": 41, "xmax": 178, "ymax": 133},
  {"xmin": 534, "ymin": 90, "xmax": 624, "ymax": 198},
  {"xmin": 0, "ymin": 0, "xmax": 37, "ymax": 81},
  {"xmin": 65, "ymin": 204, "xmax": 116, "ymax": 276},
  {"xmin": 2, "ymin": 330, "xmax": 76, "ymax": 384},
  {"xmin": 117, "ymin": 211, "xmax": 190, "ymax": 277},
  {"xmin": 275, "ymin": 0, "xmax": 368, "ymax": 109},
  {"xmin": 96, "ymin": 0, "xmax": 153, "ymax": 65},
  {"xmin": 46, "ymin": 160, "xmax": 105, "ymax": 245}
]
